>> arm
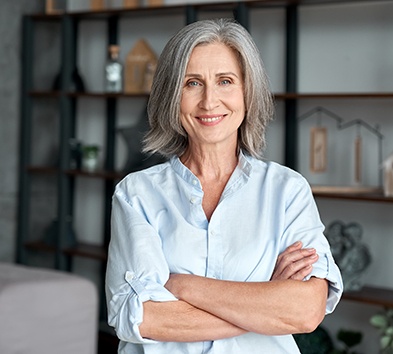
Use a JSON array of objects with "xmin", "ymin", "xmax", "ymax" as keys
[
  {"xmin": 140, "ymin": 299, "xmax": 247, "ymax": 342},
  {"xmin": 165, "ymin": 274, "xmax": 328, "ymax": 336},
  {"xmin": 139, "ymin": 241, "xmax": 319, "ymax": 341}
]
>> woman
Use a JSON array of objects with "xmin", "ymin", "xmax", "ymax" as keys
[{"xmin": 106, "ymin": 18, "xmax": 343, "ymax": 353}]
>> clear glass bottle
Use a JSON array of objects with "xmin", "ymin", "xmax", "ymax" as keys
[{"xmin": 105, "ymin": 45, "xmax": 123, "ymax": 92}]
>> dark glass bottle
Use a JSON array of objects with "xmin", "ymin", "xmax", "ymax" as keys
[{"xmin": 52, "ymin": 66, "xmax": 86, "ymax": 92}]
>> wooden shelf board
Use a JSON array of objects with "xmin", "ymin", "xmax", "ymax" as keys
[
  {"xmin": 274, "ymin": 92, "xmax": 393, "ymax": 99},
  {"xmin": 343, "ymin": 286, "xmax": 393, "ymax": 308},
  {"xmin": 25, "ymin": 240, "xmax": 56, "ymax": 253},
  {"xmin": 29, "ymin": 91, "xmax": 61, "ymax": 97},
  {"xmin": 27, "ymin": 166, "xmax": 59, "ymax": 174},
  {"xmin": 29, "ymin": 90, "xmax": 149, "ymax": 98},
  {"xmin": 63, "ymin": 242, "xmax": 107, "ymax": 261},
  {"xmin": 27, "ymin": 167, "xmax": 126, "ymax": 180},
  {"xmin": 30, "ymin": 0, "xmax": 393, "ymax": 20},
  {"xmin": 25, "ymin": 241, "xmax": 107, "ymax": 261},
  {"xmin": 67, "ymin": 92, "xmax": 149, "ymax": 98},
  {"xmin": 30, "ymin": 90, "xmax": 393, "ymax": 99},
  {"xmin": 312, "ymin": 186, "xmax": 393, "ymax": 203},
  {"xmin": 66, "ymin": 169, "xmax": 125, "ymax": 180}
]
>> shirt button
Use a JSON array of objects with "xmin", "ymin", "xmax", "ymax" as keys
[
  {"xmin": 192, "ymin": 179, "xmax": 198, "ymax": 186},
  {"xmin": 190, "ymin": 197, "xmax": 196, "ymax": 204}
]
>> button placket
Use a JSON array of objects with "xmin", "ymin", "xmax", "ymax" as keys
[{"xmin": 206, "ymin": 222, "xmax": 223, "ymax": 280}]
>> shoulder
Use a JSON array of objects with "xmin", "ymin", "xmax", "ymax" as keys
[
  {"xmin": 115, "ymin": 160, "xmax": 173, "ymax": 196},
  {"xmin": 248, "ymin": 156, "xmax": 308, "ymax": 187}
]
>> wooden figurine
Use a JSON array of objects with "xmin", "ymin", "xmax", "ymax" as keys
[
  {"xmin": 382, "ymin": 153, "xmax": 393, "ymax": 197},
  {"xmin": 124, "ymin": 39, "xmax": 158, "ymax": 94},
  {"xmin": 310, "ymin": 126, "xmax": 327, "ymax": 173},
  {"xmin": 146, "ymin": 0, "xmax": 163, "ymax": 6},
  {"xmin": 123, "ymin": 0, "xmax": 139, "ymax": 8},
  {"xmin": 90, "ymin": 0, "xmax": 105, "ymax": 10}
]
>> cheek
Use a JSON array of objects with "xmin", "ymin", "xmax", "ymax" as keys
[{"xmin": 180, "ymin": 93, "xmax": 194, "ymax": 115}]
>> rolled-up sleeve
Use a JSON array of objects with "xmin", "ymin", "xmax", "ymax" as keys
[
  {"xmin": 105, "ymin": 183, "xmax": 177, "ymax": 344},
  {"xmin": 281, "ymin": 175, "xmax": 343, "ymax": 314},
  {"xmin": 304, "ymin": 252, "xmax": 343, "ymax": 314}
]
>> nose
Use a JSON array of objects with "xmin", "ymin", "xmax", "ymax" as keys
[{"xmin": 198, "ymin": 84, "xmax": 219, "ymax": 111}]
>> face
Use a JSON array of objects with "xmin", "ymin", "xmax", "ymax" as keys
[{"xmin": 180, "ymin": 42, "xmax": 245, "ymax": 151}]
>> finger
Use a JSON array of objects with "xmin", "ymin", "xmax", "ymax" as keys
[
  {"xmin": 274, "ymin": 242, "xmax": 303, "ymax": 270},
  {"xmin": 274, "ymin": 247, "xmax": 316, "ymax": 276},
  {"xmin": 276, "ymin": 241, "xmax": 302, "ymax": 262},
  {"xmin": 290, "ymin": 265, "xmax": 313, "ymax": 281},
  {"xmin": 272, "ymin": 253, "xmax": 318, "ymax": 281}
]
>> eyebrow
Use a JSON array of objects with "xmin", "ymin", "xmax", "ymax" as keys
[{"xmin": 184, "ymin": 72, "xmax": 240, "ymax": 79}]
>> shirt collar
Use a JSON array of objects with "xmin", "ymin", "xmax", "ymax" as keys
[{"xmin": 170, "ymin": 149, "xmax": 253, "ymax": 187}]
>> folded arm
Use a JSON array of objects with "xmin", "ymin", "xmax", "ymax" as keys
[
  {"xmin": 165, "ymin": 274, "xmax": 328, "ymax": 336},
  {"xmin": 140, "ymin": 299, "xmax": 246, "ymax": 342},
  {"xmin": 139, "ymin": 241, "xmax": 322, "ymax": 341}
]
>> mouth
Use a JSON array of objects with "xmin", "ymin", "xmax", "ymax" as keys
[{"xmin": 197, "ymin": 115, "xmax": 225, "ymax": 123}]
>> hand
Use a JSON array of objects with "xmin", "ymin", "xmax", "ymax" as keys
[{"xmin": 271, "ymin": 241, "xmax": 318, "ymax": 281}]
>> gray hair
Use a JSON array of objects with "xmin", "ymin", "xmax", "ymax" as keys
[{"xmin": 143, "ymin": 18, "xmax": 274, "ymax": 159}]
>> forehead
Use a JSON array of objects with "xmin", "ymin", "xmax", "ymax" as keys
[{"xmin": 186, "ymin": 42, "xmax": 242, "ymax": 73}]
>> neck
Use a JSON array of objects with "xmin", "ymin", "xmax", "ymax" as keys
[{"xmin": 180, "ymin": 144, "xmax": 239, "ymax": 182}]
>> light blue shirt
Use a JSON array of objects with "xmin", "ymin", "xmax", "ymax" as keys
[{"xmin": 106, "ymin": 151, "xmax": 343, "ymax": 354}]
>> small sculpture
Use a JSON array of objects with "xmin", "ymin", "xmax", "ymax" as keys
[{"xmin": 325, "ymin": 220, "xmax": 372, "ymax": 291}]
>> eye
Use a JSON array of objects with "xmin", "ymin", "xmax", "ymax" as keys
[
  {"xmin": 219, "ymin": 79, "xmax": 232, "ymax": 86},
  {"xmin": 186, "ymin": 80, "xmax": 201, "ymax": 87}
]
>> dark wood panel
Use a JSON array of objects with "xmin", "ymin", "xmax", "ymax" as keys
[
  {"xmin": 343, "ymin": 286, "xmax": 393, "ymax": 308},
  {"xmin": 63, "ymin": 242, "xmax": 108, "ymax": 261}
]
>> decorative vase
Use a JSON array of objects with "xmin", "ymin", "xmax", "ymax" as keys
[
  {"xmin": 43, "ymin": 217, "xmax": 77, "ymax": 248},
  {"xmin": 117, "ymin": 111, "xmax": 164, "ymax": 172},
  {"xmin": 82, "ymin": 145, "xmax": 100, "ymax": 172},
  {"xmin": 52, "ymin": 66, "xmax": 86, "ymax": 92}
]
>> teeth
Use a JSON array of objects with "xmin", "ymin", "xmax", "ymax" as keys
[{"xmin": 199, "ymin": 116, "xmax": 222, "ymax": 123}]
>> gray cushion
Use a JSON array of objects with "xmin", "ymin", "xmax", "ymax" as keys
[{"xmin": 0, "ymin": 262, "xmax": 98, "ymax": 354}]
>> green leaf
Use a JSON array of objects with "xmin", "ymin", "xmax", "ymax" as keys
[
  {"xmin": 386, "ymin": 327, "xmax": 393, "ymax": 336},
  {"xmin": 371, "ymin": 314, "xmax": 388, "ymax": 329},
  {"xmin": 381, "ymin": 335, "xmax": 391, "ymax": 349}
]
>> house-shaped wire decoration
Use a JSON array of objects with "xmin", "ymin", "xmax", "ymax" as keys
[{"xmin": 298, "ymin": 106, "xmax": 384, "ymax": 186}]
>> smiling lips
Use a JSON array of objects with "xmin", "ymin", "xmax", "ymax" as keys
[{"xmin": 198, "ymin": 115, "xmax": 225, "ymax": 123}]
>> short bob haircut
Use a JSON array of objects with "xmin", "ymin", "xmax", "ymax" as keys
[{"xmin": 143, "ymin": 18, "xmax": 274, "ymax": 159}]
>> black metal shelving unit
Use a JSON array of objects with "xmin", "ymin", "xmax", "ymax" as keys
[{"xmin": 16, "ymin": 0, "xmax": 393, "ymax": 351}]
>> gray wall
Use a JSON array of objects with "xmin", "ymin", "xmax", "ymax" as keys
[{"xmin": 0, "ymin": 1, "xmax": 45, "ymax": 261}]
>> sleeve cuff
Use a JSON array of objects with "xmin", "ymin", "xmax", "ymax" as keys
[
  {"xmin": 304, "ymin": 253, "xmax": 343, "ymax": 314},
  {"xmin": 118, "ymin": 271, "xmax": 178, "ymax": 344}
]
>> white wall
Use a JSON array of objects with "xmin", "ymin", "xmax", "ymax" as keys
[{"xmin": 72, "ymin": 1, "xmax": 393, "ymax": 352}]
